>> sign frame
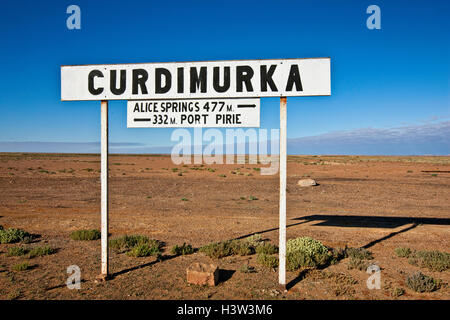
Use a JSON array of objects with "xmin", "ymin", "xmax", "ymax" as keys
[
  {"xmin": 61, "ymin": 57, "xmax": 331, "ymax": 101},
  {"xmin": 61, "ymin": 58, "xmax": 331, "ymax": 288}
]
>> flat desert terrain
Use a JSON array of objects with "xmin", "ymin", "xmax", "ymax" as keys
[{"xmin": 0, "ymin": 153, "xmax": 449, "ymax": 300}]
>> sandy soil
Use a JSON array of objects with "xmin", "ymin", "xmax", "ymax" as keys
[{"xmin": 0, "ymin": 153, "xmax": 449, "ymax": 300}]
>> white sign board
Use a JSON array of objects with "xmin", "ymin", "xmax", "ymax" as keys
[
  {"xmin": 61, "ymin": 58, "xmax": 330, "ymax": 101},
  {"xmin": 127, "ymin": 99, "xmax": 260, "ymax": 128}
]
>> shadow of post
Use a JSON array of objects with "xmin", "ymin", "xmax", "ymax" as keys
[
  {"xmin": 111, "ymin": 254, "xmax": 179, "ymax": 279},
  {"xmin": 361, "ymin": 223, "xmax": 419, "ymax": 249}
]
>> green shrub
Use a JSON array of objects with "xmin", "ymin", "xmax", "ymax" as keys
[
  {"xmin": 7, "ymin": 247, "xmax": 28, "ymax": 257},
  {"xmin": 70, "ymin": 229, "xmax": 100, "ymax": 241},
  {"xmin": 347, "ymin": 257, "xmax": 370, "ymax": 271},
  {"xmin": 171, "ymin": 243, "xmax": 194, "ymax": 255},
  {"xmin": 408, "ymin": 250, "xmax": 450, "ymax": 272},
  {"xmin": 199, "ymin": 239, "xmax": 255, "ymax": 258},
  {"xmin": 110, "ymin": 235, "xmax": 148, "ymax": 252},
  {"xmin": 230, "ymin": 240, "xmax": 255, "ymax": 256},
  {"xmin": 12, "ymin": 262, "xmax": 31, "ymax": 271},
  {"xmin": 287, "ymin": 237, "xmax": 329, "ymax": 256},
  {"xmin": 256, "ymin": 243, "xmax": 278, "ymax": 255},
  {"xmin": 241, "ymin": 234, "xmax": 263, "ymax": 248},
  {"xmin": 126, "ymin": 243, "xmax": 160, "ymax": 257},
  {"xmin": 391, "ymin": 287, "xmax": 405, "ymax": 297},
  {"xmin": 0, "ymin": 225, "xmax": 3, "ymax": 230},
  {"xmin": 199, "ymin": 236, "xmax": 268, "ymax": 259},
  {"xmin": 200, "ymin": 241, "xmax": 234, "ymax": 259},
  {"xmin": 406, "ymin": 272, "xmax": 441, "ymax": 293},
  {"xmin": 109, "ymin": 235, "xmax": 161, "ymax": 256},
  {"xmin": 346, "ymin": 247, "xmax": 373, "ymax": 260},
  {"xmin": 329, "ymin": 247, "xmax": 348, "ymax": 264},
  {"xmin": 28, "ymin": 246, "xmax": 55, "ymax": 258},
  {"xmin": 257, "ymin": 253, "xmax": 278, "ymax": 269},
  {"xmin": 0, "ymin": 228, "xmax": 31, "ymax": 244},
  {"xmin": 286, "ymin": 237, "xmax": 331, "ymax": 271},
  {"xmin": 395, "ymin": 247, "xmax": 412, "ymax": 258},
  {"xmin": 287, "ymin": 250, "xmax": 331, "ymax": 271}
]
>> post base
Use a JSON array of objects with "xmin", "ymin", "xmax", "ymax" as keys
[
  {"xmin": 95, "ymin": 273, "xmax": 110, "ymax": 282},
  {"xmin": 278, "ymin": 283, "xmax": 287, "ymax": 292}
]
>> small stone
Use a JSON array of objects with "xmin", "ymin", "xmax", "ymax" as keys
[
  {"xmin": 186, "ymin": 262, "xmax": 219, "ymax": 286},
  {"xmin": 297, "ymin": 178, "xmax": 317, "ymax": 187}
]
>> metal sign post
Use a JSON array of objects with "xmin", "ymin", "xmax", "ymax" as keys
[
  {"xmin": 279, "ymin": 97, "xmax": 287, "ymax": 289},
  {"xmin": 100, "ymin": 100, "xmax": 109, "ymax": 279}
]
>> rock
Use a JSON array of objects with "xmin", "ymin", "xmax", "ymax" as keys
[
  {"xmin": 297, "ymin": 178, "xmax": 317, "ymax": 187},
  {"xmin": 186, "ymin": 262, "xmax": 219, "ymax": 286}
]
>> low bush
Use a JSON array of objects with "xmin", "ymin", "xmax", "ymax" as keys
[
  {"xmin": 325, "ymin": 272, "xmax": 358, "ymax": 297},
  {"xmin": 391, "ymin": 287, "xmax": 405, "ymax": 297},
  {"xmin": 347, "ymin": 257, "xmax": 370, "ymax": 271},
  {"xmin": 257, "ymin": 253, "xmax": 278, "ymax": 269},
  {"xmin": 12, "ymin": 262, "xmax": 31, "ymax": 271},
  {"xmin": 70, "ymin": 229, "xmax": 100, "ymax": 241},
  {"xmin": 408, "ymin": 250, "xmax": 449, "ymax": 272},
  {"xmin": 394, "ymin": 247, "xmax": 412, "ymax": 258},
  {"xmin": 241, "ymin": 234, "xmax": 263, "ymax": 248},
  {"xmin": 286, "ymin": 237, "xmax": 331, "ymax": 271},
  {"xmin": 127, "ymin": 243, "xmax": 160, "ymax": 257},
  {"xmin": 200, "ymin": 235, "xmax": 265, "ymax": 259},
  {"xmin": 256, "ymin": 243, "xmax": 278, "ymax": 255},
  {"xmin": 230, "ymin": 240, "xmax": 255, "ymax": 256},
  {"xmin": 0, "ymin": 228, "xmax": 31, "ymax": 244},
  {"xmin": 346, "ymin": 247, "xmax": 373, "ymax": 260},
  {"xmin": 200, "ymin": 241, "xmax": 234, "ymax": 259},
  {"xmin": 329, "ymin": 247, "xmax": 348, "ymax": 264},
  {"xmin": 406, "ymin": 272, "xmax": 441, "ymax": 293},
  {"xmin": 7, "ymin": 247, "xmax": 28, "ymax": 257},
  {"xmin": 28, "ymin": 246, "xmax": 55, "ymax": 258},
  {"xmin": 109, "ymin": 235, "xmax": 161, "ymax": 257},
  {"xmin": 171, "ymin": 243, "xmax": 194, "ymax": 255}
]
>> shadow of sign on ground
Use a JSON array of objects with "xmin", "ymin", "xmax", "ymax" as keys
[{"xmin": 293, "ymin": 215, "xmax": 450, "ymax": 229}]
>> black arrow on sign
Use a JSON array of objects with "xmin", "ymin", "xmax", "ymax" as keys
[{"xmin": 237, "ymin": 104, "xmax": 256, "ymax": 108}]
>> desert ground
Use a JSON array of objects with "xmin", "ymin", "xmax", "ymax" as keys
[{"xmin": 0, "ymin": 153, "xmax": 449, "ymax": 300}]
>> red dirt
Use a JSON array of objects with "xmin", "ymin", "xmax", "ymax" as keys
[{"xmin": 0, "ymin": 153, "xmax": 449, "ymax": 300}]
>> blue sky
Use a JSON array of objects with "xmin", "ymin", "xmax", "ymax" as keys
[{"xmin": 0, "ymin": 0, "xmax": 448, "ymax": 154}]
